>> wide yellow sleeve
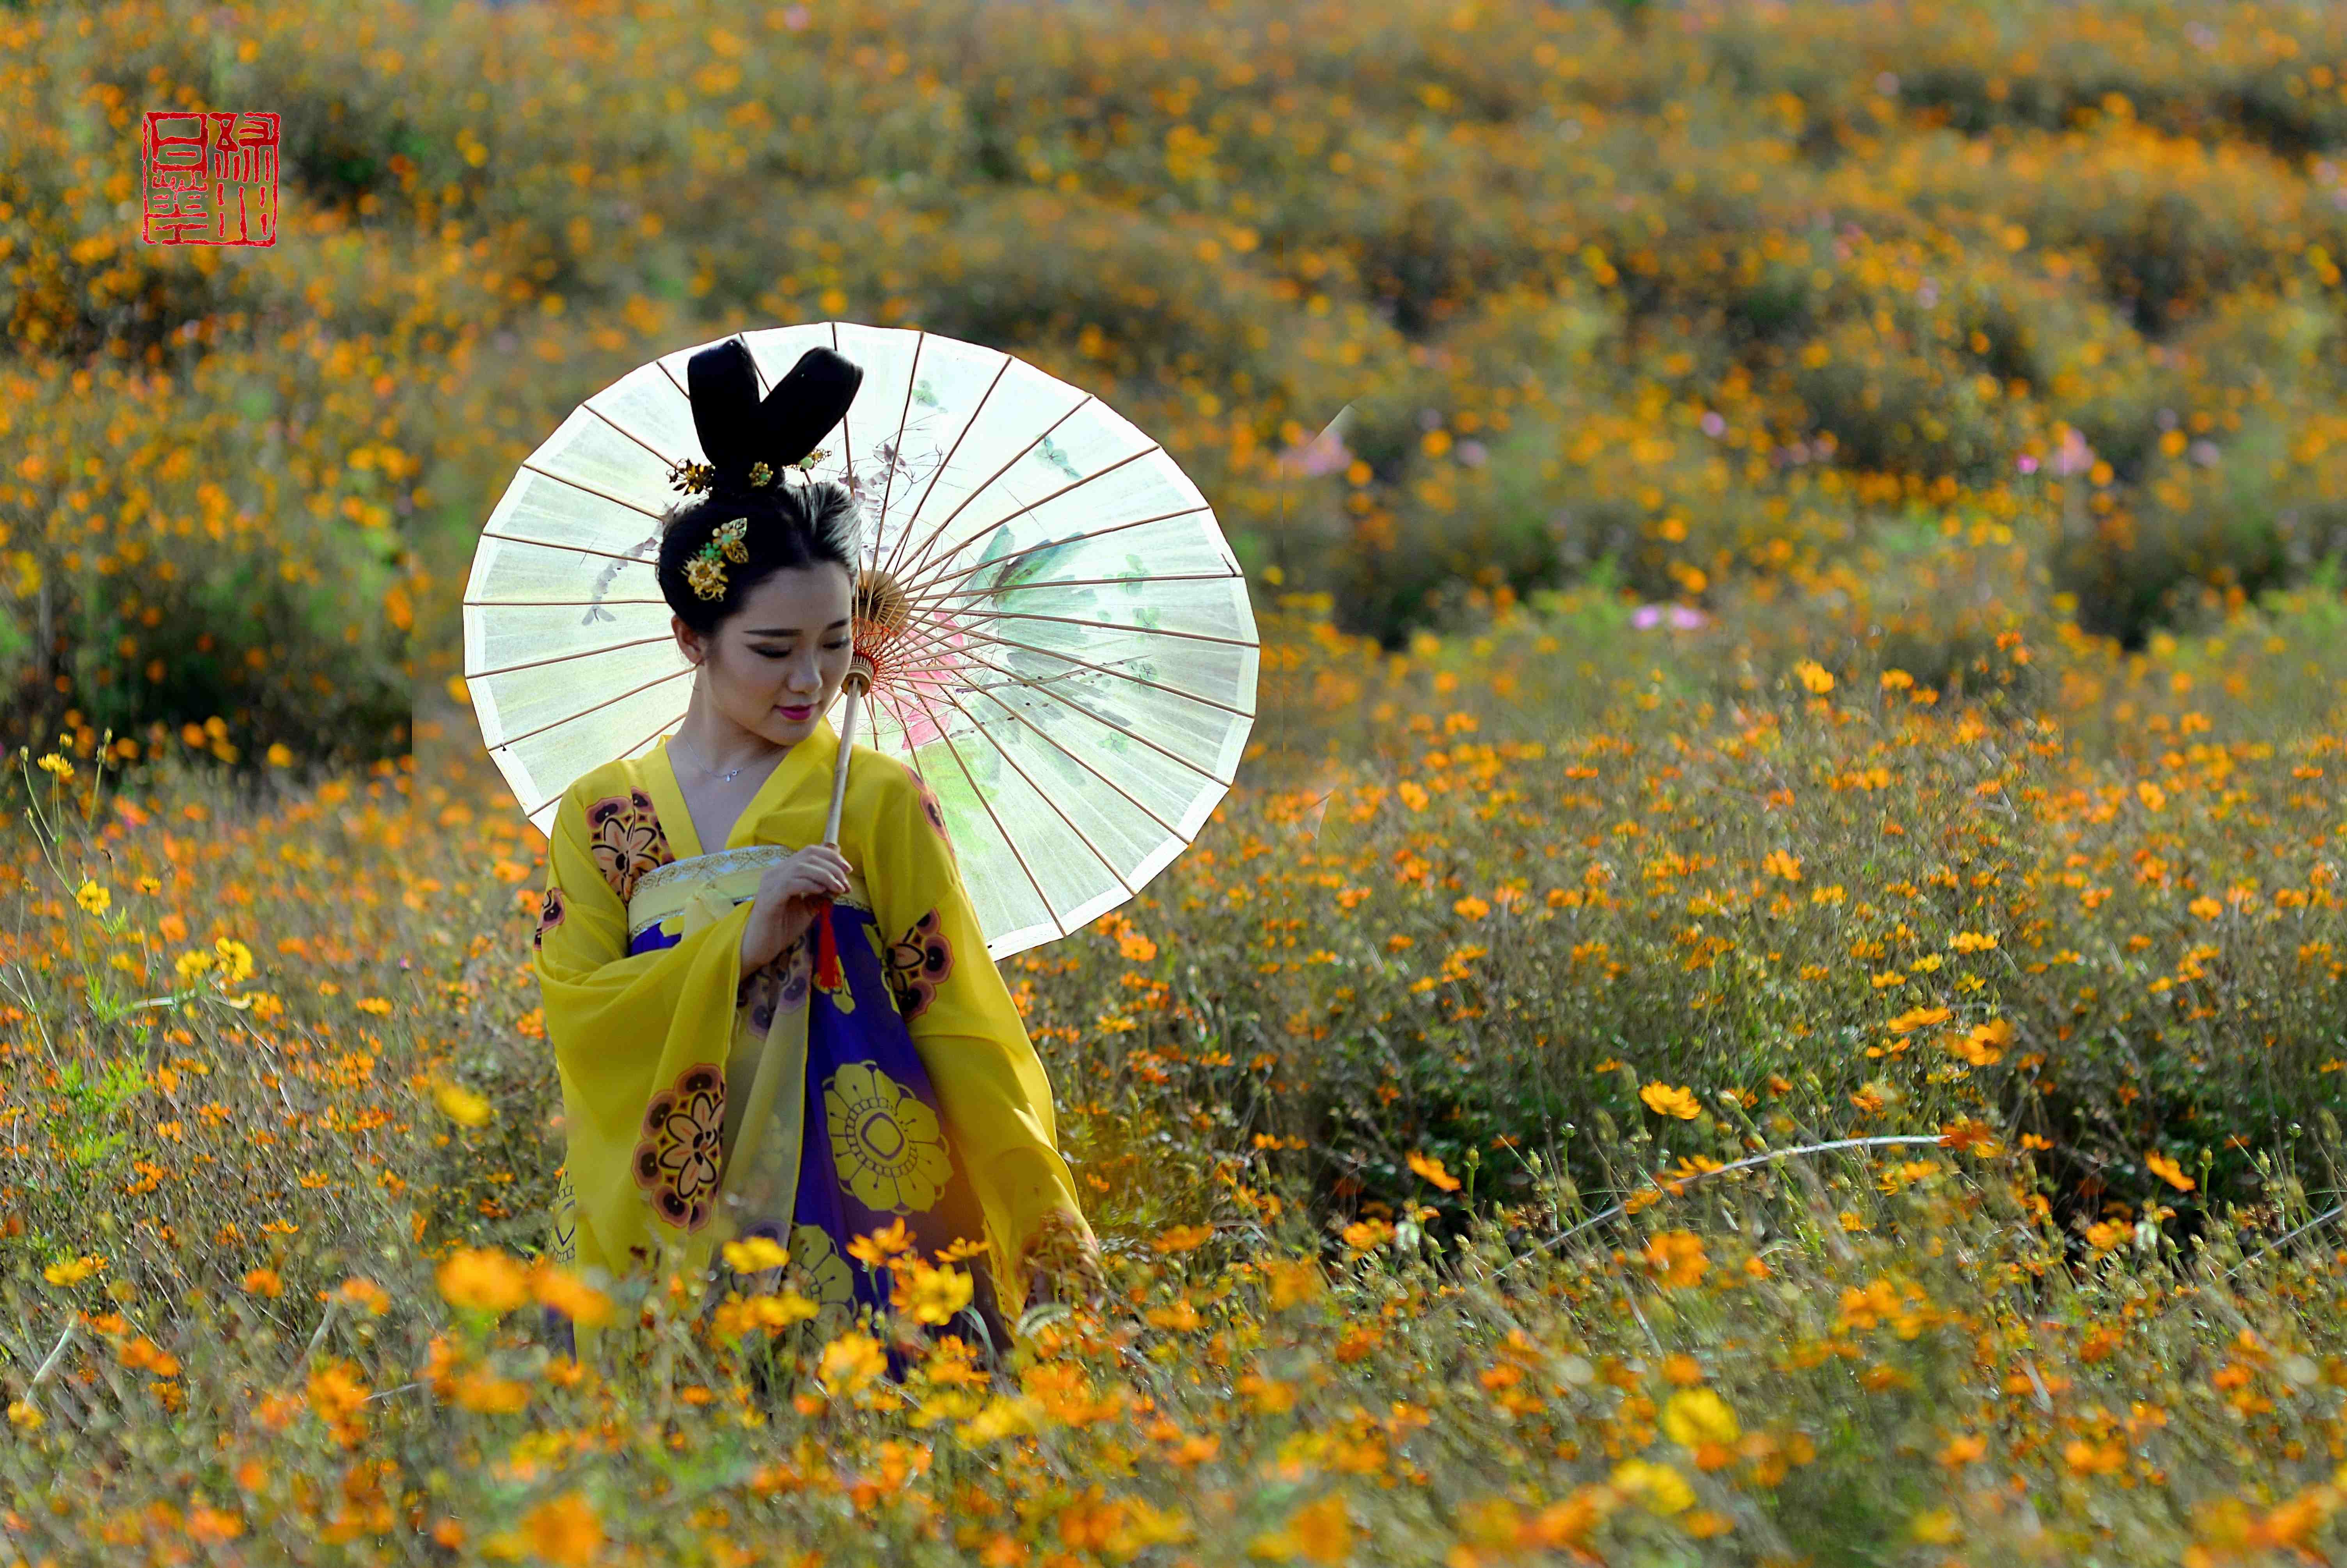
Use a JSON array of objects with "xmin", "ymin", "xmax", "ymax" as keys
[
  {"xmin": 531, "ymin": 778, "xmax": 753, "ymax": 1297},
  {"xmin": 866, "ymin": 764, "xmax": 1092, "ymax": 1287}
]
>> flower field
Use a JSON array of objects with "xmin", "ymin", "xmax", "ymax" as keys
[
  {"xmin": 6, "ymin": 585, "xmax": 2347, "ymax": 1564},
  {"xmin": 5, "ymin": 0, "xmax": 2347, "ymax": 1561}
]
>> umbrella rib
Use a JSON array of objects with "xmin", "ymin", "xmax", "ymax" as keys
[
  {"xmin": 898, "ymin": 504, "xmax": 1215, "ymax": 603},
  {"xmin": 499, "ymin": 699, "xmax": 678, "ymax": 827},
  {"xmin": 883, "ymin": 353, "xmax": 1014, "ymax": 586},
  {"xmin": 872, "ymin": 331, "xmax": 926, "ymax": 566},
  {"xmin": 937, "ymin": 604, "xmax": 1258, "ymax": 651},
  {"xmin": 889, "ymin": 680, "xmax": 1071, "ymax": 942},
  {"xmin": 581, "ymin": 398, "xmax": 691, "ymax": 472},
  {"xmin": 462, "ymin": 596, "xmax": 668, "ymax": 607},
  {"xmin": 487, "ymin": 663, "xmax": 693, "ymax": 750},
  {"xmin": 864, "ymin": 607, "xmax": 1251, "ymax": 740},
  {"xmin": 906, "ymin": 681, "xmax": 1146, "ymax": 899},
  {"xmin": 941, "ymin": 674, "xmax": 1190, "ymax": 845},
  {"xmin": 863, "ymin": 681, "xmax": 924, "ymax": 786},
  {"xmin": 828, "ymin": 320, "xmax": 855, "ymax": 495},
  {"xmin": 742, "ymin": 331, "xmax": 772, "ymax": 396},
  {"xmin": 480, "ymin": 528, "xmax": 660, "ymax": 568},
  {"xmin": 914, "ymin": 617, "xmax": 1255, "ymax": 722},
  {"xmin": 511, "ymin": 461, "xmax": 669, "ymax": 524},
  {"xmin": 887, "ymin": 394, "xmax": 1097, "ymax": 588},
  {"xmin": 872, "ymin": 633, "xmax": 1233, "ymax": 791},
  {"xmin": 895, "ymin": 441, "xmax": 1160, "ymax": 592},
  {"xmin": 650, "ymin": 339, "xmax": 770, "ymax": 404},
  {"xmin": 915, "ymin": 569, "xmax": 1239, "ymax": 603},
  {"xmin": 469, "ymin": 633, "xmax": 676, "ymax": 680}
]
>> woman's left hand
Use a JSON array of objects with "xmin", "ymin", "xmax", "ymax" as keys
[{"xmin": 1019, "ymin": 1208, "xmax": 1108, "ymax": 1313}]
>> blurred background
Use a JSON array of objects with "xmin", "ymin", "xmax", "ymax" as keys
[{"xmin": 10, "ymin": 0, "xmax": 2347, "ymax": 781}]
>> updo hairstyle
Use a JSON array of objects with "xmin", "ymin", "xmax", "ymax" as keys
[{"xmin": 655, "ymin": 481, "xmax": 861, "ymax": 639}]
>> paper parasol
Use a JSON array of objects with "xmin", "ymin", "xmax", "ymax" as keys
[{"xmin": 463, "ymin": 321, "xmax": 1259, "ymax": 961}]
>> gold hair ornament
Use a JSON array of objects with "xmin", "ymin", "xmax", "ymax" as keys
[
  {"xmin": 664, "ymin": 450, "xmax": 831, "ymax": 497},
  {"xmin": 685, "ymin": 516, "xmax": 751, "ymax": 601}
]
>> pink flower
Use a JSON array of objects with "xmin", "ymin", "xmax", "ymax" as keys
[
  {"xmin": 1282, "ymin": 428, "xmax": 1353, "ymax": 477},
  {"xmin": 2054, "ymin": 427, "xmax": 2096, "ymax": 477},
  {"xmin": 1631, "ymin": 605, "xmax": 1665, "ymax": 630},
  {"xmin": 2016, "ymin": 454, "xmax": 2039, "ymax": 475}
]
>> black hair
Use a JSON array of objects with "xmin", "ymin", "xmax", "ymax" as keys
[{"xmin": 655, "ymin": 479, "xmax": 861, "ymax": 639}]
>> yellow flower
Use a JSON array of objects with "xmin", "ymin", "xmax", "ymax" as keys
[
  {"xmin": 335, "ymin": 1277, "xmax": 393, "ymax": 1316},
  {"xmin": 1642, "ymin": 1231, "xmax": 1708, "ymax": 1289},
  {"xmin": 1407, "ymin": 1150, "xmax": 1462, "ymax": 1190},
  {"xmin": 43, "ymin": 1255, "xmax": 101, "ymax": 1287},
  {"xmin": 751, "ymin": 1291, "xmax": 819, "ymax": 1330},
  {"xmin": 436, "ymin": 1247, "xmax": 529, "ymax": 1314},
  {"xmin": 242, "ymin": 1267, "xmax": 283, "ymax": 1298},
  {"xmin": 1611, "ymin": 1458, "xmax": 1695, "ymax": 1515},
  {"xmin": 1911, "ymin": 1509, "xmax": 1962, "ymax": 1544},
  {"xmin": 897, "ymin": 1259, "xmax": 974, "ymax": 1325},
  {"xmin": 722, "ymin": 1236, "xmax": 791, "ymax": 1274},
  {"xmin": 1794, "ymin": 660, "xmax": 1835, "ymax": 694},
  {"xmin": 453, "ymin": 1368, "xmax": 530, "ymax": 1414},
  {"xmin": 1662, "ymin": 1389, "xmax": 1742, "ymax": 1448},
  {"xmin": 529, "ymin": 1262, "xmax": 613, "ymax": 1327},
  {"xmin": 845, "ymin": 1216, "xmax": 915, "ymax": 1268},
  {"xmin": 1640, "ymin": 1082, "xmax": 1701, "ymax": 1120},
  {"xmin": 1290, "ymin": 1492, "xmax": 1355, "ymax": 1563},
  {"xmin": 1263, "ymin": 1257, "xmax": 1325, "ymax": 1309},
  {"xmin": 522, "ymin": 1493, "xmax": 603, "ymax": 1568},
  {"xmin": 7, "ymin": 1398, "xmax": 43, "ymax": 1431},
  {"xmin": 2137, "ymin": 780, "xmax": 2166, "ymax": 812},
  {"xmin": 1152, "ymin": 1224, "xmax": 1216, "ymax": 1253},
  {"xmin": 75, "ymin": 880, "xmax": 110, "ymax": 914},
  {"xmin": 433, "ymin": 1080, "xmax": 492, "ymax": 1128},
  {"xmin": 959, "ymin": 1392, "xmax": 1043, "ymax": 1444},
  {"xmin": 213, "ymin": 937, "xmax": 254, "ymax": 985},
  {"xmin": 822, "ymin": 1062, "xmax": 952, "ymax": 1214},
  {"xmin": 2145, "ymin": 1151, "xmax": 2196, "ymax": 1192},
  {"xmin": 818, "ymin": 1330, "xmax": 888, "ymax": 1392}
]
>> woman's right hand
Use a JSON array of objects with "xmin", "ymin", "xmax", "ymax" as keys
[{"xmin": 740, "ymin": 844, "xmax": 854, "ymax": 972}]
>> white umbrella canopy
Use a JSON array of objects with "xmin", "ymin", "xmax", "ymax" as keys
[{"xmin": 463, "ymin": 321, "xmax": 1260, "ymax": 961}]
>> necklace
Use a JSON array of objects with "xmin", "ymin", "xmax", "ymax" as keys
[{"xmin": 671, "ymin": 731, "xmax": 767, "ymax": 785}]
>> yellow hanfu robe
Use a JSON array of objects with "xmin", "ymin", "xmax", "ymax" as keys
[{"xmin": 529, "ymin": 712, "xmax": 1089, "ymax": 1363}]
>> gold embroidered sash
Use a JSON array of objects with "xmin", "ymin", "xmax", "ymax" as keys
[
  {"xmin": 623, "ymin": 845, "xmax": 876, "ymax": 1268},
  {"xmin": 626, "ymin": 844, "xmax": 873, "ymax": 944}
]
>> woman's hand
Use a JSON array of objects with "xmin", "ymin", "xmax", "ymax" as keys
[
  {"xmin": 1018, "ymin": 1208, "xmax": 1108, "ymax": 1314},
  {"xmin": 740, "ymin": 845, "xmax": 854, "ymax": 972}
]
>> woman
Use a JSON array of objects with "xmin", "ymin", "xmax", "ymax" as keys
[{"xmin": 530, "ymin": 342, "xmax": 1104, "ymax": 1371}]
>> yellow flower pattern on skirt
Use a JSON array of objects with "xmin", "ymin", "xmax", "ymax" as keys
[
  {"xmin": 823, "ymin": 1061, "xmax": 952, "ymax": 1215},
  {"xmin": 789, "ymin": 1222, "xmax": 858, "ymax": 1307}
]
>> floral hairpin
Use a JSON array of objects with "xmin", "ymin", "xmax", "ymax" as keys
[
  {"xmin": 666, "ymin": 451, "xmax": 830, "ymax": 496},
  {"xmin": 685, "ymin": 516, "xmax": 751, "ymax": 601}
]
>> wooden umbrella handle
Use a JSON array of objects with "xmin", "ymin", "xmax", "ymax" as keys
[{"xmin": 822, "ymin": 657, "xmax": 872, "ymax": 849}]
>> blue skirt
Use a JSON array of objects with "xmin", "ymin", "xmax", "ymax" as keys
[{"xmin": 546, "ymin": 895, "xmax": 1013, "ymax": 1380}]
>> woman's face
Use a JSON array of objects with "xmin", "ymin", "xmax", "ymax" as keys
[{"xmin": 676, "ymin": 561, "xmax": 857, "ymax": 747}]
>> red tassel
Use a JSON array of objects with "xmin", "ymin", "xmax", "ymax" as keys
[{"xmin": 813, "ymin": 897, "xmax": 843, "ymax": 992}]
